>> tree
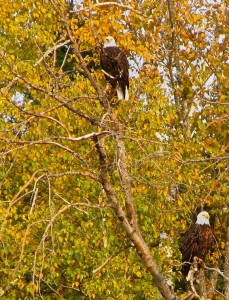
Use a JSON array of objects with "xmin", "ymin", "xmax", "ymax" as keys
[{"xmin": 0, "ymin": 0, "xmax": 228, "ymax": 299}]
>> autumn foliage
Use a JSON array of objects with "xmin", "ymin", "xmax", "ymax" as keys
[{"xmin": 0, "ymin": 0, "xmax": 228, "ymax": 299}]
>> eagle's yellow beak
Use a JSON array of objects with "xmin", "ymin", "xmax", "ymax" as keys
[{"xmin": 204, "ymin": 214, "xmax": 210, "ymax": 219}]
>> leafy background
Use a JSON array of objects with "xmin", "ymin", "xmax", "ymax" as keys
[{"xmin": 0, "ymin": 0, "xmax": 228, "ymax": 299}]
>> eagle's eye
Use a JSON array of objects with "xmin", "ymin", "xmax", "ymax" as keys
[{"xmin": 202, "ymin": 213, "xmax": 209, "ymax": 219}]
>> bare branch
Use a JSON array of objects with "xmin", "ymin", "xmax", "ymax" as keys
[
  {"xmin": 54, "ymin": 192, "xmax": 110, "ymax": 209},
  {"xmin": 10, "ymin": 219, "xmax": 50, "ymax": 286},
  {"xmin": 101, "ymin": 69, "xmax": 116, "ymax": 79},
  {"xmin": 180, "ymin": 291, "xmax": 196, "ymax": 300},
  {"xmin": 49, "ymin": 0, "xmax": 106, "ymax": 106},
  {"xmin": 1, "ymin": 76, "xmax": 19, "ymax": 92},
  {"xmin": 34, "ymin": 39, "xmax": 71, "ymax": 66},
  {"xmin": 93, "ymin": 134, "xmax": 177, "ymax": 300},
  {"xmin": 60, "ymin": 43, "xmax": 71, "ymax": 70},
  {"xmin": 35, "ymin": 276, "xmax": 62, "ymax": 298},
  {"xmin": 71, "ymin": 2, "xmax": 142, "ymax": 18},
  {"xmin": 0, "ymin": 162, "xmax": 14, "ymax": 186},
  {"xmin": 4, "ymin": 93, "xmax": 71, "ymax": 136},
  {"xmin": 48, "ymin": 170, "xmax": 98, "ymax": 181},
  {"xmin": 32, "ymin": 202, "xmax": 89, "ymax": 292},
  {"xmin": 55, "ymin": 193, "xmax": 111, "ymax": 209},
  {"xmin": 57, "ymin": 131, "xmax": 111, "ymax": 142},
  {"xmin": 1, "ymin": 132, "xmax": 110, "ymax": 167},
  {"xmin": 190, "ymin": 274, "xmax": 200, "ymax": 299},
  {"xmin": 32, "ymin": 204, "xmax": 72, "ymax": 286},
  {"xmin": 6, "ymin": 95, "xmax": 100, "ymax": 136},
  {"xmin": 113, "ymin": 118, "xmax": 138, "ymax": 230},
  {"xmin": 0, "ymin": 47, "xmax": 98, "ymax": 125},
  {"xmin": 11, "ymin": 169, "xmax": 47, "ymax": 205},
  {"xmin": 14, "ymin": 73, "xmax": 98, "ymax": 125},
  {"xmin": 183, "ymin": 156, "xmax": 229, "ymax": 163},
  {"xmin": 92, "ymin": 244, "xmax": 132, "ymax": 274},
  {"xmin": 30, "ymin": 187, "xmax": 39, "ymax": 213},
  {"xmin": 203, "ymin": 265, "xmax": 229, "ymax": 282},
  {"xmin": 1, "ymin": 138, "xmax": 75, "ymax": 155}
]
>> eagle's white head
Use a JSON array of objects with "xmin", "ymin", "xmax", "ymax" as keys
[
  {"xmin": 196, "ymin": 211, "xmax": 210, "ymax": 225},
  {"xmin": 104, "ymin": 36, "xmax": 116, "ymax": 47}
]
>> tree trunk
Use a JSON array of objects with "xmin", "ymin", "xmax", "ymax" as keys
[{"xmin": 93, "ymin": 115, "xmax": 178, "ymax": 299}]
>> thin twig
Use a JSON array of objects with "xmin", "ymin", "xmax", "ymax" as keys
[
  {"xmin": 92, "ymin": 244, "xmax": 132, "ymax": 274},
  {"xmin": 34, "ymin": 40, "xmax": 71, "ymax": 66},
  {"xmin": 71, "ymin": 2, "xmax": 142, "ymax": 17},
  {"xmin": 183, "ymin": 156, "xmax": 229, "ymax": 163},
  {"xmin": 203, "ymin": 264, "xmax": 229, "ymax": 281},
  {"xmin": 48, "ymin": 171, "xmax": 98, "ymax": 181}
]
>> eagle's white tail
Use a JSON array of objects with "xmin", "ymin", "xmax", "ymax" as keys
[
  {"xmin": 125, "ymin": 86, "xmax": 129, "ymax": 101},
  {"xmin": 117, "ymin": 85, "xmax": 129, "ymax": 101}
]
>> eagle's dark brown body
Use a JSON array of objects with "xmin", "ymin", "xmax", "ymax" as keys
[
  {"xmin": 100, "ymin": 46, "xmax": 129, "ymax": 100},
  {"xmin": 180, "ymin": 223, "xmax": 214, "ymax": 276}
]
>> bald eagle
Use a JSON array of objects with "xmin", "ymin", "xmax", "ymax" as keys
[
  {"xmin": 180, "ymin": 211, "xmax": 214, "ymax": 277},
  {"xmin": 100, "ymin": 36, "xmax": 129, "ymax": 100}
]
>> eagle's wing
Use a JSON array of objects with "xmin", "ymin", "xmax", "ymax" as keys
[
  {"xmin": 180, "ymin": 223, "xmax": 214, "ymax": 276},
  {"xmin": 180, "ymin": 224, "xmax": 199, "ymax": 263}
]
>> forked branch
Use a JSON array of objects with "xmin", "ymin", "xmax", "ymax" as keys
[{"xmin": 93, "ymin": 135, "xmax": 177, "ymax": 300}]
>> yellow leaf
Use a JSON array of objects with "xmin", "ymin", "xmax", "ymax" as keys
[
  {"xmin": 177, "ymin": 198, "xmax": 183, "ymax": 206},
  {"xmin": 178, "ymin": 174, "xmax": 183, "ymax": 181},
  {"xmin": 136, "ymin": 271, "xmax": 142, "ymax": 278}
]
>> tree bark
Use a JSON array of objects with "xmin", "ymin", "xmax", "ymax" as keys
[
  {"xmin": 197, "ymin": 269, "xmax": 207, "ymax": 299},
  {"xmin": 93, "ymin": 124, "xmax": 178, "ymax": 300}
]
